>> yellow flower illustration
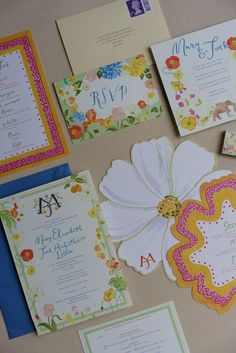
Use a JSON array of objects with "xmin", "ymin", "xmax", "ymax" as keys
[
  {"xmin": 147, "ymin": 90, "xmax": 156, "ymax": 100},
  {"xmin": 81, "ymin": 82, "xmax": 91, "ymax": 91},
  {"xmin": 233, "ymin": 52, "xmax": 236, "ymax": 60},
  {"xmin": 68, "ymin": 76, "xmax": 77, "ymax": 84},
  {"xmin": 71, "ymin": 103, "xmax": 79, "ymax": 113},
  {"xmin": 104, "ymin": 116, "xmax": 115, "ymax": 129},
  {"xmin": 140, "ymin": 113, "xmax": 149, "ymax": 122},
  {"xmin": 171, "ymin": 81, "xmax": 185, "ymax": 93},
  {"xmin": 173, "ymin": 69, "xmax": 183, "ymax": 80},
  {"xmin": 27, "ymin": 265, "xmax": 36, "ymax": 276},
  {"xmin": 88, "ymin": 207, "xmax": 97, "ymax": 218},
  {"xmin": 65, "ymin": 313, "xmax": 75, "ymax": 323},
  {"xmin": 12, "ymin": 233, "xmax": 20, "ymax": 240},
  {"xmin": 181, "ymin": 116, "xmax": 197, "ymax": 131},
  {"xmin": 67, "ymin": 96, "xmax": 76, "ymax": 105},
  {"xmin": 97, "ymin": 252, "xmax": 106, "ymax": 259},
  {"xmin": 103, "ymin": 288, "xmax": 116, "ymax": 302},
  {"xmin": 57, "ymin": 87, "xmax": 64, "ymax": 96},
  {"xmin": 122, "ymin": 58, "xmax": 146, "ymax": 77}
]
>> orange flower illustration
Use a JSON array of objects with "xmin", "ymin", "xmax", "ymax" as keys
[
  {"xmin": 69, "ymin": 125, "xmax": 82, "ymax": 140},
  {"xmin": 20, "ymin": 249, "xmax": 34, "ymax": 262},
  {"xmin": 138, "ymin": 100, "xmax": 147, "ymax": 109},
  {"xmin": 227, "ymin": 37, "xmax": 236, "ymax": 50}
]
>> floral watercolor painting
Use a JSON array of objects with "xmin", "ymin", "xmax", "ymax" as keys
[
  {"xmin": 222, "ymin": 130, "xmax": 236, "ymax": 156},
  {"xmin": 0, "ymin": 172, "xmax": 131, "ymax": 335},
  {"xmin": 54, "ymin": 55, "xmax": 163, "ymax": 143},
  {"xmin": 151, "ymin": 19, "xmax": 236, "ymax": 136}
]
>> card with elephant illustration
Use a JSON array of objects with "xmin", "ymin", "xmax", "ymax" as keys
[{"xmin": 151, "ymin": 19, "xmax": 236, "ymax": 136}]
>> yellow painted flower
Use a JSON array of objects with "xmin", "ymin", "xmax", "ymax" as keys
[
  {"xmin": 122, "ymin": 58, "xmax": 146, "ymax": 77},
  {"xmin": 96, "ymin": 227, "xmax": 101, "ymax": 234},
  {"xmin": 173, "ymin": 69, "xmax": 183, "ymax": 80},
  {"xmin": 97, "ymin": 252, "xmax": 106, "ymax": 259},
  {"xmin": 147, "ymin": 90, "xmax": 156, "ymax": 99},
  {"xmin": 140, "ymin": 113, "xmax": 149, "ymax": 122},
  {"xmin": 71, "ymin": 103, "xmax": 79, "ymax": 113},
  {"xmin": 58, "ymin": 87, "xmax": 64, "ymax": 96},
  {"xmin": 68, "ymin": 76, "xmax": 77, "ymax": 84},
  {"xmin": 233, "ymin": 52, "xmax": 236, "ymax": 60},
  {"xmin": 65, "ymin": 313, "xmax": 75, "ymax": 323},
  {"xmin": 171, "ymin": 81, "xmax": 186, "ymax": 93},
  {"xmin": 88, "ymin": 207, "xmax": 97, "ymax": 218},
  {"xmin": 12, "ymin": 233, "xmax": 20, "ymax": 240},
  {"xmin": 27, "ymin": 265, "xmax": 36, "ymax": 276},
  {"xmin": 104, "ymin": 116, "xmax": 115, "ymax": 129},
  {"xmin": 67, "ymin": 96, "xmax": 76, "ymax": 105},
  {"xmin": 103, "ymin": 288, "xmax": 116, "ymax": 302},
  {"xmin": 181, "ymin": 116, "xmax": 197, "ymax": 131}
]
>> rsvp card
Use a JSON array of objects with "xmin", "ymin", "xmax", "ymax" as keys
[
  {"xmin": 152, "ymin": 19, "xmax": 236, "ymax": 136},
  {"xmin": 54, "ymin": 55, "xmax": 163, "ymax": 143},
  {"xmin": 79, "ymin": 302, "xmax": 190, "ymax": 353},
  {"xmin": 0, "ymin": 31, "xmax": 68, "ymax": 176},
  {"xmin": 0, "ymin": 171, "xmax": 131, "ymax": 335}
]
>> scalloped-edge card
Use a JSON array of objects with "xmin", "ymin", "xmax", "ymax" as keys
[
  {"xmin": 0, "ymin": 171, "xmax": 131, "ymax": 335},
  {"xmin": 54, "ymin": 55, "xmax": 163, "ymax": 144},
  {"xmin": 151, "ymin": 19, "xmax": 236, "ymax": 136},
  {"xmin": 99, "ymin": 136, "xmax": 230, "ymax": 280},
  {"xmin": 168, "ymin": 174, "xmax": 236, "ymax": 313}
]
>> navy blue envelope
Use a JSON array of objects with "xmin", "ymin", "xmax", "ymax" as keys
[{"xmin": 0, "ymin": 164, "xmax": 71, "ymax": 339}]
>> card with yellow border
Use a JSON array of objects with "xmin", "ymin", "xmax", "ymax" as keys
[
  {"xmin": 0, "ymin": 30, "xmax": 69, "ymax": 176},
  {"xmin": 168, "ymin": 174, "xmax": 236, "ymax": 313}
]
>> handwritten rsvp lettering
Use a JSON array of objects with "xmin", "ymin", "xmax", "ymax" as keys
[
  {"xmin": 35, "ymin": 226, "xmax": 85, "ymax": 260},
  {"xmin": 172, "ymin": 36, "xmax": 228, "ymax": 60},
  {"xmin": 90, "ymin": 84, "xmax": 128, "ymax": 109}
]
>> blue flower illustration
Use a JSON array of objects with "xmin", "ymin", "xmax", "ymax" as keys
[
  {"xmin": 73, "ymin": 111, "xmax": 85, "ymax": 124},
  {"xmin": 101, "ymin": 62, "xmax": 123, "ymax": 80}
]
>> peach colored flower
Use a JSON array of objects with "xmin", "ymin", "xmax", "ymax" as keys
[
  {"xmin": 43, "ymin": 304, "xmax": 55, "ymax": 317},
  {"xmin": 144, "ymin": 79, "xmax": 154, "ymax": 89},
  {"xmin": 85, "ymin": 71, "xmax": 97, "ymax": 82},
  {"xmin": 111, "ymin": 107, "xmax": 125, "ymax": 121}
]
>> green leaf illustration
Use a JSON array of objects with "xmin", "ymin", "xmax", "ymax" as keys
[
  {"xmin": 145, "ymin": 73, "xmax": 152, "ymax": 79},
  {"xmin": 97, "ymin": 70, "xmax": 102, "ymax": 79},
  {"xmin": 38, "ymin": 322, "xmax": 54, "ymax": 332},
  {"xmin": 75, "ymin": 177, "xmax": 86, "ymax": 183},
  {"xmin": 64, "ymin": 109, "xmax": 69, "ymax": 118},
  {"xmin": 0, "ymin": 211, "xmax": 17, "ymax": 231},
  {"xmin": 109, "ymin": 276, "xmax": 127, "ymax": 292},
  {"xmin": 51, "ymin": 318, "xmax": 57, "ymax": 331},
  {"xmin": 140, "ymin": 73, "xmax": 144, "ymax": 80},
  {"xmin": 64, "ymin": 183, "xmax": 71, "ymax": 189},
  {"xmin": 144, "ymin": 68, "xmax": 150, "ymax": 74}
]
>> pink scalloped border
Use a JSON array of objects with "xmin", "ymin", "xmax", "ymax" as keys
[
  {"xmin": 172, "ymin": 177, "xmax": 236, "ymax": 308},
  {"xmin": 0, "ymin": 34, "xmax": 66, "ymax": 174}
]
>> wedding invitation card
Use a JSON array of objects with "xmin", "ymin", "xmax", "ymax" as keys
[
  {"xmin": 56, "ymin": 0, "xmax": 170, "ymax": 74},
  {"xmin": 169, "ymin": 174, "xmax": 236, "ymax": 313},
  {"xmin": 0, "ymin": 31, "xmax": 68, "ymax": 176},
  {"xmin": 151, "ymin": 19, "xmax": 236, "ymax": 136},
  {"xmin": 54, "ymin": 55, "xmax": 162, "ymax": 143},
  {"xmin": 0, "ymin": 171, "xmax": 131, "ymax": 335},
  {"xmin": 79, "ymin": 302, "xmax": 190, "ymax": 353},
  {"xmin": 222, "ymin": 130, "xmax": 236, "ymax": 156}
]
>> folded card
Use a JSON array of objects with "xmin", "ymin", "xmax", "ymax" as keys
[
  {"xmin": 151, "ymin": 19, "xmax": 236, "ymax": 136},
  {"xmin": 54, "ymin": 55, "xmax": 163, "ymax": 143},
  {"xmin": 0, "ymin": 31, "xmax": 68, "ymax": 176},
  {"xmin": 56, "ymin": 0, "xmax": 170, "ymax": 74},
  {"xmin": 0, "ymin": 171, "xmax": 131, "ymax": 335},
  {"xmin": 80, "ymin": 302, "xmax": 190, "ymax": 353}
]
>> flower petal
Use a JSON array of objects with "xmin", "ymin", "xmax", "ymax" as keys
[
  {"xmin": 99, "ymin": 160, "xmax": 159, "ymax": 207},
  {"xmin": 102, "ymin": 201, "xmax": 157, "ymax": 241},
  {"xmin": 171, "ymin": 141, "xmax": 215, "ymax": 199},
  {"xmin": 182, "ymin": 169, "xmax": 232, "ymax": 201},
  {"xmin": 131, "ymin": 137, "xmax": 172, "ymax": 198},
  {"xmin": 162, "ymin": 221, "xmax": 178, "ymax": 281},
  {"xmin": 118, "ymin": 216, "xmax": 167, "ymax": 274}
]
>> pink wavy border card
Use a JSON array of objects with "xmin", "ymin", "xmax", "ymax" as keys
[{"xmin": 0, "ymin": 30, "xmax": 68, "ymax": 176}]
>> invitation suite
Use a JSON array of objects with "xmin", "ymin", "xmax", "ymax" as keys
[
  {"xmin": 169, "ymin": 174, "xmax": 236, "ymax": 313},
  {"xmin": 0, "ymin": 171, "xmax": 131, "ymax": 335},
  {"xmin": 0, "ymin": 31, "xmax": 68, "ymax": 176},
  {"xmin": 151, "ymin": 19, "xmax": 236, "ymax": 136},
  {"xmin": 54, "ymin": 55, "xmax": 162, "ymax": 143},
  {"xmin": 56, "ymin": 0, "xmax": 170, "ymax": 74},
  {"xmin": 79, "ymin": 302, "xmax": 190, "ymax": 353}
]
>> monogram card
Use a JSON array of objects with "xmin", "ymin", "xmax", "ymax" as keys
[
  {"xmin": 0, "ymin": 171, "xmax": 131, "ymax": 335},
  {"xmin": 54, "ymin": 55, "xmax": 163, "ymax": 143}
]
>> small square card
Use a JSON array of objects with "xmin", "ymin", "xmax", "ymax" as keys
[
  {"xmin": 222, "ymin": 130, "xmax": 236, "ymax": 156},
  {"xmin": 152, "ymin": 19, "xmax": 236, "ymax": 136},
  {"xmin": 54, "ymin": 55, "xmax": 162, "ymax": 144},
  {"xmin": 0, "ymin": 171, "xmax": 132, "ymax": 335},
  {"xmin": 79, "ymin": 302, "xmax": 190, "ymax": 353}
]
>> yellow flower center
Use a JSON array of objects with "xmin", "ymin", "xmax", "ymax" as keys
[{"xmin": 157, "ymin": 195, "xmax": 181, "ymax": 219}]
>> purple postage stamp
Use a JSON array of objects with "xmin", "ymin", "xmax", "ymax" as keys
[{"xmin": 126, "ymin": 0, "xmax": 145, "ymax": 17}]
